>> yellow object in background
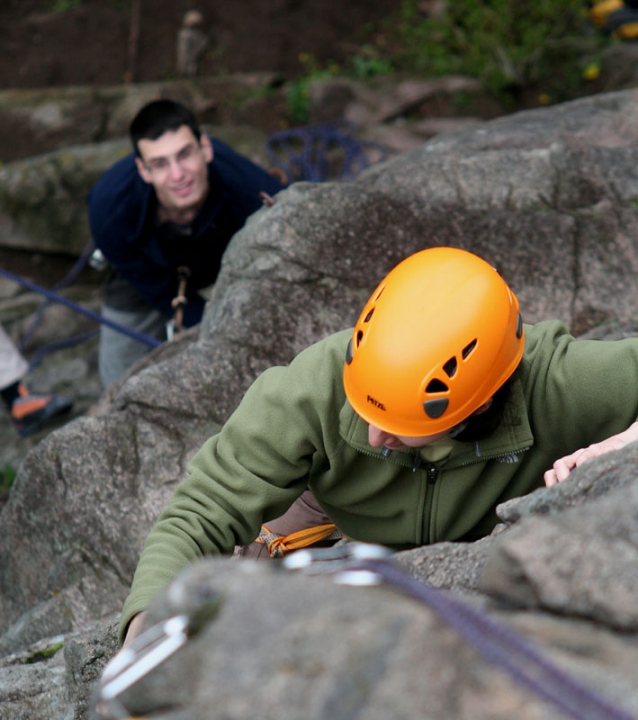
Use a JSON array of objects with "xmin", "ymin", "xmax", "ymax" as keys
[
  {"xmin": 582, "ymin": 63, "xmax": 601, "ymax": 81},
  {"xmin": 591, "ymin": 0, "xmax": 623, "ymax": 27},
  {"xmin": 591, "ymin": 0, "xmax": 638, "ymax": 38},
  {"xmin": 614, "ymin": 20, "xmax": 638, "ymax": 37}
]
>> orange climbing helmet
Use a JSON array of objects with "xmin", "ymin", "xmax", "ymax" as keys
[{"xmin": 343, "ymin": 247, "xmax": 524, "ymax": 436}]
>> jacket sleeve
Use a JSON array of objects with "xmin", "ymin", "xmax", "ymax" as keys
[
  {"xmin": 523, "ymin": 321, "xmax": 638, "ymax": 451},
  {"xmin": 118, "ymin": 330, "xmax": 349, "ymax": 642}
]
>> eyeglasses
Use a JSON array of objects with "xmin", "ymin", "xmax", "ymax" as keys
[{"xmin": 142, "ymin": 142, "xmax": 202, "ymax": 174}]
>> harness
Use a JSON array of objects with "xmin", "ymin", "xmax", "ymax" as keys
[
  {"xmin": 166, "ymin": 266, "xmax": 190, "ymax": 341},
  {"xmin": 255, "ymin": 522, "xmax": 344, "ymax": 558}
]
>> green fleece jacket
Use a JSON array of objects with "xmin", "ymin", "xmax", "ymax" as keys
[{"xmin": 120, "ymin": 321, "xmax": 638, "ymax": 640}]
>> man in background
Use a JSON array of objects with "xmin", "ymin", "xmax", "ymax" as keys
[{"xmin": 88, "ymin": 99, "xmax": 285, "ymax": 387}]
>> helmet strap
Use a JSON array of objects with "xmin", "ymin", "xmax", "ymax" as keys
[{"xmin": 447, "ymin": 420, "xmax": 469, "ymax": 439}]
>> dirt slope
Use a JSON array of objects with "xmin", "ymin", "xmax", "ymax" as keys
[{"xmin": 0, "ymin": 0, "xmax": 399, "ymax": 89}]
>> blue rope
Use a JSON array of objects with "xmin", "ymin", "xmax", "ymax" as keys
[
  {"xmin": 0, "ymin": 266, "xmax": 162, "ymax": 352},
  {"xmin": 265, "ymin": 121, "xmax": 386, "ymax": 182},
  {"xmin": 26, "ymin": 330, "xmax": 99, "ymax": 371},
  {"xmin": 354, "ymin": 558, "xmax": 635, "ymax": 720},
  {"xmin": 19, "ymin": 240, "xmax": 97, "ymax": 353}
]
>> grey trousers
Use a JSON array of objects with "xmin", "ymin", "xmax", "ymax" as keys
[
  {"xmin": 97, "ymin": 271, "xmax": 169, "ymax": 388},
  {"xmin": 98, "ymin": 303, "xmax": 167, "ymax": 388}
]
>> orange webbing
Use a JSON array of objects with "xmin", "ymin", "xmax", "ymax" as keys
[{"xmin": 256, "ymin": 523, "xmax": 343, "ymax": 559}]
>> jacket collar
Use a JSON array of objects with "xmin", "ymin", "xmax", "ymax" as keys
[{"xmin": 338, "ymin": 376, "xmax": 534, "ymax": 466}]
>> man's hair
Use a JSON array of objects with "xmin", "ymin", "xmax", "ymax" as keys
[{"xmin": 129, "ymin": 100, "xmax": 201, "ymax": 157}]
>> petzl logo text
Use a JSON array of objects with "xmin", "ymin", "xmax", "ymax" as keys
[{"xmin": 367, "ymin": 395, "xmax": 386, "ymax": 411}]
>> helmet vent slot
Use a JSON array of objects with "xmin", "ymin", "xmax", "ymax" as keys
[
  {"xmin": 443, "ymin": 357, "xmax": 457, "ymax": 378},
  {"xmin": 345, "ymin": 339, "xmax": 354, "ymax": 364},
  {"xmin": 424, "ymin": 398, "xmax": 449, "ymax": 419},
  {"xmin": 356, "ymin": 330, "xmax": 364, "ymax": 347},
  {"xmin": 462, "ymin": 339, "xmax": 478, "ymax": 359},
  {"xmin": 426, "ymin": 378, "xmax": 448, "ymax": 393},
  {"xmin": 364, "ymin": 309, "xmax": 374, "ymax": 323}
]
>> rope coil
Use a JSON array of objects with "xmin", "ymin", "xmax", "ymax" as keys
[{"xmin": 265, "ymin": 120, "xmax": 386, "ymax": 182}]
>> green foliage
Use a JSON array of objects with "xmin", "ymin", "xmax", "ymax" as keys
[
  {"xmin": 50, "ymin": 0, "xmax": 82, "ymax": 13},
  {"xmin": 286, "ymin": 48, "xmax": 393, "ymax": 125},
  {"xmin": 1, "ymin": 463, "xmax": 15, "ymax": 492},
  {"xmin": 285, "ymin": 78, "xmax": 313, "ymax": 125},
  {"xmin": 390, "ymin": 0, "xmax": 605, "ymax": 104},
  {"xmin": 23, "ymin": 641, "xmax": 65, "ymax": 664},
  {"xmin": 349, "ymin": 46, "xmax": 394, "ymax": 79},
  {"xmin": 233, "ymin": 82, "xmax": 277, "ymax": 109},
  {"xmin": 284, "ymin": 1, "xmax": 608, "ymax": 123},
  {"xmin": 286, "ymin": 54, "xmax": 341, "ymax": 125}
]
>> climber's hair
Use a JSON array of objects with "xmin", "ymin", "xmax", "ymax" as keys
[{"xmin": 130, "ymin": 99, "xmax": 201, "ymax": 157}]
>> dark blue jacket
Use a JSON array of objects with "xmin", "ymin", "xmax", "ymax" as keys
[{"xmin": 88, "ymin": 138, "xmax": 284, "ymax": 327}]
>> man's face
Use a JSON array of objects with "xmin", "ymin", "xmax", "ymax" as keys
[
  {"xmin": 135, "ymin": 125, "xmax": 213, "ymax": 221},
  {"xmin": 368, "ymin": 425, "xmax": 449, "ymax": 450},
  {"xmin": 366, "ymin": 397, "xmax": 494, "ymax": 450}
]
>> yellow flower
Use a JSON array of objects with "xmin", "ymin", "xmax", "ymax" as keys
[
  {"xmin": 582, "ymin": 63, "xmax": 601, "ymax": 81},
  {"xmin": 538, "ymin": 93, "xmax": 551, "ymax": 105}
]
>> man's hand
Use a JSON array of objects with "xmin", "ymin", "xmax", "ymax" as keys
[
  {"xmin": 544, "ymin": 422, "xmax": 638, "ymax": 487},
  {"xmin": 122, "ymin": 611, "xmax": 149, "ymax": 648}
]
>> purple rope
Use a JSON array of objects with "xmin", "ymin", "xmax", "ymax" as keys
[
  {"xmin": 19, "ymin": 241, "xmax": 97, "ymax": 352},
  {"xmin": 266, "ymin": 121, "xmax": 386, "ymax": 182},
  {"xmin": 25, "ymin": 330, "xmax": 99, "ymax": 371},
  {"xmin": 0, "ymin": 266, "xmax": 162, "ymax": 349},
  {"xmin": 354, "ymin": 559, "xmax": 635, "ymax": 720}
]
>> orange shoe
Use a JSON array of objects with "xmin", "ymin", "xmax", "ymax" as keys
[{"xmin": 10, "ymin": 384, "xmax": 73, "ymax": 438}]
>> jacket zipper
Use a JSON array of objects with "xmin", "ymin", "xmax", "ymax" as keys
[
  {"xmin": 348, "ymin": 443, "xmax": 530, "ymax": 545},
  {"xmin": 413, "ymin": 444, "xmax": 532, "ymax": 544},
  {"xmin": 422, "ymin": 462, "xmax": 438, "ymax": 543}
]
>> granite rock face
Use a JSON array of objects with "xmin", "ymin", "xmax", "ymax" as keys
[{"xmin": 1, "ymin": 89, "xmax": 638, "ymax": 719}]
